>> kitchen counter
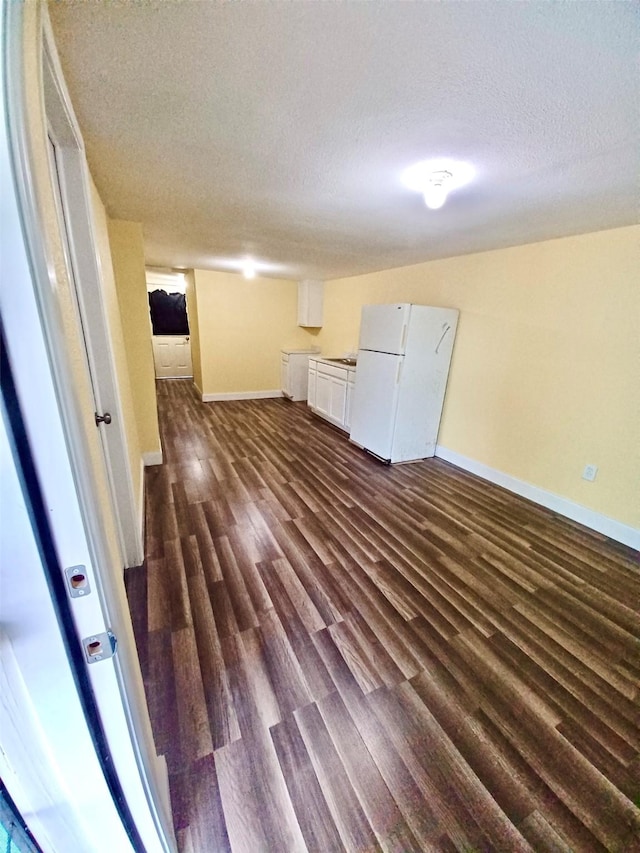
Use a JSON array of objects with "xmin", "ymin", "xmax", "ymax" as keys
[{"xmin": 311, "ymin": 355, "xmax": 357, "ymax": 368}]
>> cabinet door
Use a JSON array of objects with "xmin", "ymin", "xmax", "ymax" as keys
[
  {"xmin": 297, "ymin": 284, "xmax": 309, "ymax": 326},
  {"xmin": 315, "ymin": 371, "xmax": 331, "ymax": 416},
  {"xmin": 329, "ymin": 376, "xmax": 347, "ymax": 424},
  {"xmin": 298, "ymin": 280, "xmax": 324, "ymax": 327},
  {"xmin": 307, "ymin": 366, "xmax": 317, "ymax": 408},
  {"xmin": 345, "ymin": 376, "xmax": 356, "ymax": 431},
  {"xmin": 281, "ymin": 355, "xmax": 290, "ymax": 397}
]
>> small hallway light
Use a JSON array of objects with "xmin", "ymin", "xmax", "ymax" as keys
[{"xmin": 402, "ymin": 159, "xmax": 474, "ymax": 210}]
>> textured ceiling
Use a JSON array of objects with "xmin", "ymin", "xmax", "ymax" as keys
[{"xmin": 48, "ymin": 1, "xmax": 638, "ymax": 281}]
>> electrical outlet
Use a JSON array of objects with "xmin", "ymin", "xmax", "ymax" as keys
[{"xmin": 582, "ymin": 464, "xmax": 598, "ymax": 482}]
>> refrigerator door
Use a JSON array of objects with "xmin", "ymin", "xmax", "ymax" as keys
[
  {"xmin": 358, "ymin": 303, "xmax": 411, "ymax": 355},
  {"xmin": 349, "ymin": 350, "xmax": 403, "ymax": 460}
]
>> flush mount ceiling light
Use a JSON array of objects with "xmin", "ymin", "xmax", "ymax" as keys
[
  {"xmin": 242, "ymin": 259, "xmax": 256, "ymax": 279},
  {"xmin": 402, "ymin": 159, "xmax": 474, "ymax": 210},
  {"xmin": 422, "ymin": 170, "xmax": 453, "ymax": 210},
  {"xmin": 209, "ymin": 257, "xmax": 292, "ymax": 278}
]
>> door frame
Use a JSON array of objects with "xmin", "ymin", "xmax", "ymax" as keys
[{"xmin": 1, "ymin": 3, "xmax": 175, "ymax": 851}]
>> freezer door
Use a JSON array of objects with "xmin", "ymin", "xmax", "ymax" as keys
[
  {"xmin": 358, "ymin": 303, "xmax": 411, "ymax": 355},
  {"xmin": 349, "ymin": 350, "xmax": 403, "ymax": 460}
]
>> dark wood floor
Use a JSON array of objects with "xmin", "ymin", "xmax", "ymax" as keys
[{"xmin": 126, "ymin": 379, "xmax": 640, "ymax": 852}]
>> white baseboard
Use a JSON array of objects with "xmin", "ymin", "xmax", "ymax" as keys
[
  {"xmin": 202, "ymin": 390, "xmax": 283, "ymax": 402},
  {"xmin": 142, "ymin": 450, "xmax": 163, "ymax": 466},
  {"xmin": 435, "ymin": 445, "xmax": 640, "ymax": 551}
]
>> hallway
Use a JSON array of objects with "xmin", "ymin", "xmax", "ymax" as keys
[{"xmin": 126, "ymin": 379, "xmax": 640, "ymax": 851}]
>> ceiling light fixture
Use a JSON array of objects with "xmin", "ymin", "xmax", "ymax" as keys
[
  {"xmin": 242, "ymin": 260, "xmax": 256, "ymax": 279},
  {"xmin": 422, "ymin": 170, "xmax": 453, "ymax": 210},
  {"xmin": 402, "ymin": 159, "xmax": 474, "ymax": 210}
]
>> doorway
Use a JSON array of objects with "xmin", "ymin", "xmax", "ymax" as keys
[{"xmin": 147, "ymin": 269, "xmax": 193, "ymax": 379}]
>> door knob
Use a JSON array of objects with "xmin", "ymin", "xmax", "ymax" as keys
[{"xmin": 95, "ymin": 412, "xmax": 112, "ymax": 426}]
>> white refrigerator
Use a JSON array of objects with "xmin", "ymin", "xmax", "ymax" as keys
[{"xmin": 350, "ymin": 303, "xmax": 458, "ymax": 463}]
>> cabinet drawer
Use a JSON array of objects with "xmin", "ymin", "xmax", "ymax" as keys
[{"xmin": 316, "ymin": 362, "xmax": 348, "ymax": 380}]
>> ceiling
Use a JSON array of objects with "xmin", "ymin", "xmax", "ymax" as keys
[{"xmin": 48, "ymin": 1, "xmax": 639, "ymax": 281}]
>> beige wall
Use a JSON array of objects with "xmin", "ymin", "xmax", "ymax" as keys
[
  {"xmin": 107, "ymin": 219, "xmax": 161, "ymax": 459},
  {"xmin": 316, "ymin": 226, "xmax": 639, "ymax": 528},
  {"xmin": 193, "ymin": 269, "xmax": 314, "ymax": 394},
  {"xmin": 184, "ymin": 269, "xmax": 203, "ymax": 393}
]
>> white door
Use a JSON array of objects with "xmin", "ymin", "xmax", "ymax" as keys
[
  {"xmin": 0, "ymin": 400, "xmax": 139, "ymax": 853},
  {"xmin": 46, "ymin": 92, "xmax": 142, "ymax": 568},
  {"xmin": 1, "ymin": 6, "xmax": 175, "ymax": 851},
  {"xmin": 349, "ymin": 350, "xmax": 403, "ymax": 460},
  {"xmin": 152, "ymin": 335, "xmax": 193, "ymax": 378},
  {"xmin": 358, "ymin": 303, "xmax": 411, "ymax": 354}
]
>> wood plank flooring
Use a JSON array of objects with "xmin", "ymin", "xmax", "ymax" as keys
[{"xmin": 126, "ymin": 379, "xmax": 640, "ymax": 852}]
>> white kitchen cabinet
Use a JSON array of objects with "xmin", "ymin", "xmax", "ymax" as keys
[
  {"xmin": 297, "ymin": 280, "xmax": 324, "ymax": 327},
  {"xmin": 315, "ymin": 370, "xmax": 332, "ymax": 417},
  {"xmin": 329, "ymin": 374, "xmax": 347, "ymax": 424},
  {"xmin": 307, "ymin": 361, "xmax": 317, "ymax": 408},
  {"xmin": 345, "ymin": 372, "xmax": 356, "ymax": 431},
  {"xmin": 308, "ymin": 358, "xmax": 356, "ymax": 432},
  {"xmin": 281, "ymin": 349, "xmax": 318, "ymax": 401}
]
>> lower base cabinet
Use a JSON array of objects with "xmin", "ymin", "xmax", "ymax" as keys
[
  {"xmin": 345, "ymin": 373, "xmax": 356, "ymax": 431},
  {"xmin": 307, "ymin": 362, "xmax": 317, "ymax": 408},
  {"xmin": 307, "ymin": 358, "xmax": 356, "ymax": 433},
  {"xmin": 281, "ymin": 349, "xmax": 318, "ymax": 401}
]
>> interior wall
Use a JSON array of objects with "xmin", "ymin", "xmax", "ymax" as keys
[
  {"xmin": 193, "ymin": 269, "xmax": 314, "ymax": 395},
  {"xmin": 316, "ymin": 225, "xmax": 639, "ymax": 529},
  {"xmin": 107, "ymin": 219, "xmax": 161, "ymax": 460}
]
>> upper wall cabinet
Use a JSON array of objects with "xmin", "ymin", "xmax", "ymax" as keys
[{"xmin": 298, "ymin": 280, "xmax": 324, "ymax": 327}]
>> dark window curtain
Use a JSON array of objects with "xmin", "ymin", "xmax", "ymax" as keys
[{"xmin": 148, "ymin": 289, "xmax": 189, "ymax": 335}]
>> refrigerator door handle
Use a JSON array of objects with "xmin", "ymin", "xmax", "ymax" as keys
[
  {"xmin": 435, "ymin": 323, "xmax": 451, "ymax": 354},
  {"xmin": 396, "ymin": 361, "xmax": 402, "ymax": 384},
  {"xmin": 400, "ymin": 324, "xmax": 408, "ymax": 351}
]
